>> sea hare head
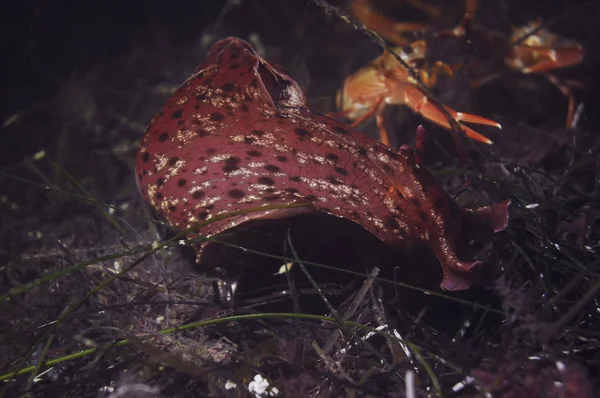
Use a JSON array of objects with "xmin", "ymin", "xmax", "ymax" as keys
[{"xmin": 385, "ymin": 140, "xmax": 510, "ymax": 291}]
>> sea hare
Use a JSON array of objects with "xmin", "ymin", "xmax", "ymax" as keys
[{"xmin": 136, "ymin": 37, "xmax": 509, "ymax": 290}]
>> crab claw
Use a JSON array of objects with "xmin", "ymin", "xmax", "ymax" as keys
[{"xmin": 399, "ymin": 85, "xmax": 501, "ymax": 144}]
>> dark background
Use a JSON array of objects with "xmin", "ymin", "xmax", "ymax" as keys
[{"xmin": 2, "ymin": 0, "xmax": 598, "ymax": 168}]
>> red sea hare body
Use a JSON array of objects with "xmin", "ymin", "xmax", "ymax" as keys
[{"xmin": 136, "ymin": 38, "xmax": 509, "ymax": 291}]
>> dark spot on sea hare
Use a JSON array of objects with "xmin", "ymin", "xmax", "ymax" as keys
[
  {"xmin": 327, "ymin": 176, "xmax": 342, "ymax": 185},
  {"xmin": 223, "ymin": 156, "xmax": 241, "ymax": 172},
  {"xmin": 252, "ymin": 129, "xmax": 265, "ymax": 137},
  {"xmin": 290, "ymin": 176, "xmax": 301, "ymax": 182},
  {"xmin": 325, "ymin": 153, "xmax": 339, "ymax": 162},
  {"xmin": 158, "ymin": 132, "xmax": 169, "ymax": 142},
  {"xmin": 177, "ymin": 179, "xmax": 187, "ymax": 187},
  {"xmin": 198, "ymin": 211, "xmax": 209, "ymax": 220},
  {"xmin": 244, "ymin": 136, "xmax": 257, "ymax": 145},
  {"xmin": 258, "ymin": 176, "xmax": 275, "ymax": 185},
  {"xmin": 228, "ymin": 189, "xmax": 245, "ymax": 199},
  {"xmin": 247, "ymin": 150, "xmax": 262, "ymax": 157},
  {"xmin": 385, "ymin": 217, "xmax": 400, "ymax": 229},
  {"xmin": 305, "ymin": 194, "xmax": 318, "ymax": 202},
  {"xmin": 210, "ymin": 113, "xmax": 225, "ymax": 122},
  {"xmin": 172, "ymin": 109, "xmax": 183, "ymax": 120},
  {"xmin": 222, "ymin": 82, "xmax": 235, "ymax": 92},
  {"xmin": 418, "ymin": 211, "xmax": 428, "ymax": 222},
  {"xmin": 142, "ymin": 152, "xmax": 150, "ymax": 163},
  {"xmin": 295, "ymin": 128, "xmax": 311, "ymax": 140},
  {"xmin": 206, "ymin": 148, "xmax": 217, "ymax": 155},
  {"xmin": 229, "ymin": 63, "xmax": 240, "ymax": 70},
  {"xmin": 263, "ymin": 195, "xmax": 280, "ymax": 202},
  {"xmin": 264, "ymin": 165, "xmax": 281, "ymax": 173},
  {"xmin": 157, "ymin": 178, "xmax": 165, "ymax": 187},
  {"xmin": 192, "ymin": 190, "xmax": 205, "ymax": 200},
  {"xmin": 197, "ymin": 129, "xmax": 211, "ymax": 137},
  {"xmin": 285, "ymin": 187, "xmax": 299, "ymax": 194},
  {"xmin": 168, "ymin": 157, "xmax": 179, "ymax": 166},
  {"xmin": 155, "ymin": 192, "xmax": 163, "ymax": 200},
  {"xmin": 276, "ymin": 156, "xmax": 288, "ymax": 163},
  {"xmin": 334, "ymin": 166, "xmax": 348, "ymax": 176}
]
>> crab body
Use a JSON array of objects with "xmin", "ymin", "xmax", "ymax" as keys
[{"xmin": 335, "ymin": 41, "xmax": 502, "ymax": 146}]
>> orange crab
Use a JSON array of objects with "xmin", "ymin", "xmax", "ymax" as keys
[
  {"xmin": 507, "ymin": 21, "xmax": 584, "ymax": 76},
  {"xmin": 443, "ymin": 9, "xmax": 585, "ymax": 128},
  {"xmin": 335, "ymin": 39, "xmax": 501, "ymax": 146},
  {"xmin": 346, "ymin": 0, "xmax": 585, "ymax": 134},
  {"xmin": 498, "ymin": 21, "xmax": 584, "ymax": 127},
  {"xmin": 340, "ymin": 0, "xmax": 501, "ymax": 146}
]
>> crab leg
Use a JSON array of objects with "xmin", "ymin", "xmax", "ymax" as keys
[
  {"xmin": 509, "ymin": 46, "xmax": 584, "ymax": 74},
  {"xmin": 350, "ymin": 0, "xmax": 428, "ymax": 46},
  {"xmin": 424, "ymin": 61, "xmax": 455, "ymax": 87},
  {"xmin": 375, "ymin": 109, "xmax": 392, "ymax": 146},
  {"xmin": 546, "ymin": 74, "xmax": 575, "ymax": 128},
  {"xmin": 345, "ymin": 98, "xmax": 395, "ymax": 146},
  {"xmin": 389, "ymin": 84, "xmax": 501, "ymax": 144}
]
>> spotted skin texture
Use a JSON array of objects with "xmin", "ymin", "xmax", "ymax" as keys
[{"xmin": 136, "ymin": 38, "xmax": 510, "ymax": 291}]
